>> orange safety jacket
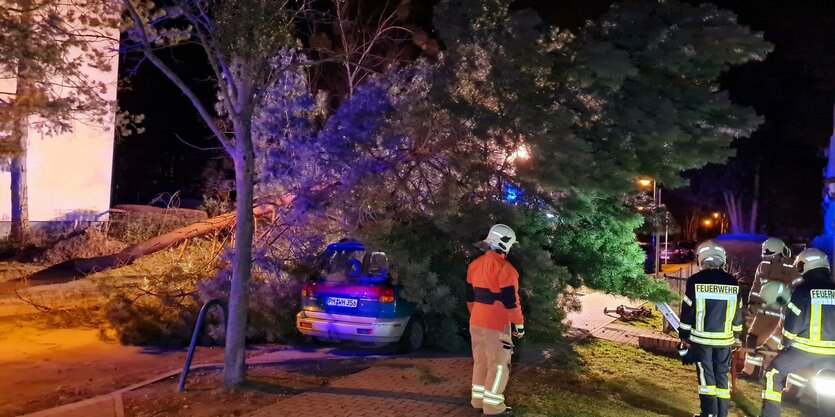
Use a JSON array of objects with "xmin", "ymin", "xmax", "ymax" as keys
[{"xmin": 466, "ymin": 251, "xmax": 524, "ymax": 332}]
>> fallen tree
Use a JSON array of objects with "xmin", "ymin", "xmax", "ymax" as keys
[{"xmin": 24, "ymin": 194, "xmax": 298, "ymax": 284}]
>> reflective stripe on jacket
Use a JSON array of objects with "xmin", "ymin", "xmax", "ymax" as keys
[
  {"xmin": 783, "ymin": 269, "xmax": 835, "ymax": 356},
  {"xmin": 466, "ymin": 251, "xmax": 524, "ymax": 331},
  {"xmin": 679, "ymin": 268, "xmax": 744, "ymax": 347}
]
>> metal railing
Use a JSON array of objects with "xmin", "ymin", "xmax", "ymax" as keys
[{"xmin": 177, "ymin": 299, "xmax": 228, "ymax": 392}]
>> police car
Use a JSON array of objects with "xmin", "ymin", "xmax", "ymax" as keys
[{"xmin": 296, "ymin": 241, "xmax": 425, "ymax": 352}]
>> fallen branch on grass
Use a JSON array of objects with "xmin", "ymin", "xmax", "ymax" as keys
[{"xmin": 24, "ymin": 194, "xmax": 299, "ymax": 284}]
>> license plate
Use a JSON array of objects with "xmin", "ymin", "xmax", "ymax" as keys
[{"xmin": 327, "ymin": 297, "xmax": 358, "ymax": 308}]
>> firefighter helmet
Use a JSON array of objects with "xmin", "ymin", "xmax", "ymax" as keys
[
  {"xmin": 794, "ymin": 248, "xmax": 830, "ymax": 274},
  {"xmin": 483, "ymin": 224, "xmax": 517, "ymax": 254},
  {"xmin": 762, "ymin": 237, "xmax": 791, "ymax": 258},
  {"xmin": 697, "ymin": 240, "xmax": 726, "ymax": 269}
]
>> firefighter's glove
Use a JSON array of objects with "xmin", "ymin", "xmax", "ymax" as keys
[
  {"xmin": 679, "ymin": 343, "xmax": 697, "ymax": 365},
  {"xmin": 512, "ymin": 324, "xmax": 525, "ymax": 339}
]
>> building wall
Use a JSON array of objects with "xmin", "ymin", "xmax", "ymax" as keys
[{"xmin": 0, "ymin": 15, "xmax": 119, "ymax": 224}]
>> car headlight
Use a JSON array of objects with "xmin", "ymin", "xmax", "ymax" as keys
[{"xmin": 814, "ymin": 371, "xmax": 835, "ymax": 398}]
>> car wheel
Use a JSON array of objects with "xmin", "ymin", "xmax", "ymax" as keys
[{"xmin": 397, "ymin": 316, "xmax": 425, "ymax": 353}]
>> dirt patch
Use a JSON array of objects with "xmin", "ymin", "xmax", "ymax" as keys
[
  {"xmin": 0, "ymin": 314, "xmax": 238, "ymax": 417},
  {"xmin": 35, "ymin": 228, "xmax": 128, "ymax": 265},
  {"xmin": 122, "ymin": 365, "xmax": 330, "ymax": 417}
]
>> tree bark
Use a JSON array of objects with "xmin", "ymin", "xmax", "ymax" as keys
[
  {"xmin": 10, "ymin": 56, "xmax": 32, "ymax": 242},
  {"xmin": 9, "ymin": 108, "xmax": 29, "ymax": 242},
  {"xmin": 223, "ymin": 114, "xmax": 256, "ymax": 388}
]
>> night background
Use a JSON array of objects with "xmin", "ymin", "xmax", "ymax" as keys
[
  {"xmin": 5, "ymin": 1, "xmax": 835, "ymax": 415},
  {"xmin": 115, "ymin": 0, "xmax": 835, "ymax": 240}
]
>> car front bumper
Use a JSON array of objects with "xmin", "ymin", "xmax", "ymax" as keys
[{"xmin": 296, "ymin": 310, "xmax": 409, "ymax": 344}]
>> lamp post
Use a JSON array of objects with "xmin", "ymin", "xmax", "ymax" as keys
[{"xmin": 639, "ymin": 178, "xmax": 661, "ymax": 276}]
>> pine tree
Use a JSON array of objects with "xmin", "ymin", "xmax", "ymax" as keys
[{"xmin": 0, "ymin": 0, "xmax": 118, "ymax": 241}]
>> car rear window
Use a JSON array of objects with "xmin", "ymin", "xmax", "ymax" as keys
[{"xmin": 315, "ymin": 249, "xmax": 389, "ymax": 284}]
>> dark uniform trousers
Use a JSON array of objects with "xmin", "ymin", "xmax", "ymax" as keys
[
  {"xmin": 761, "ymin": 347, "xmax": 835, "ymax": 417},
  {"xmin": 692, "ymin": 344, "xmax": 732, "ymax": 417}
]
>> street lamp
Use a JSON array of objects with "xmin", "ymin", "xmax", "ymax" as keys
[{"xmin": 638, "ymin": 178, "xmax": 662, "ymax": 276}]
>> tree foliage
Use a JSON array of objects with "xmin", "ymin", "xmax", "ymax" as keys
[
  {"xmin": 0, "ymin": 0, "xmax": 117, "ymax": 142},
  {"xmin": 239, "ymin": 0, "xmax": 770, "ymax": 346}
]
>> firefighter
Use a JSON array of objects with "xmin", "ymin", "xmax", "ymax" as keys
[
  {"xmin": 467, "ymin": 224, "xmax": 524, "ymax": 416},
  {"xmin": 759, "ymin": 248, "xmax": 835, "ymax": 417},
  {"xmin": 744, "ymin": 238, "xmax": 799, "ymax": 377},
  {"xmin": 679, "ymin": 240, "xmax": 744, "ymax": 417}
]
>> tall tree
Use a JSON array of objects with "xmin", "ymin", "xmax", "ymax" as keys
[
  {"xmin": 248, "ymin": 0, "xmax": 771, "ymax": 341},
  {"xmin": 0, "ymin": 0, "xmax": 117, "ymax": 241},
  {"xmin": 120, "ymin": 0, "xmax": 306, "ymax": 387}
]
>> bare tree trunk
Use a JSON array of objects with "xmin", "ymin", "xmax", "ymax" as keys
[
  {"xmin": 9, "ymin": 110, "xmax": 29, "ymax": 242},
  {"xmin": 10, "ymin": 59, "xmax": 31, "ymax": 242},
  {"xmin": 748, "ymin": 161, "xmax": 760, "ymax": 234},
  {"xmin": 223, "ymin": 114, "xmax": 255, "ymax": 388}
]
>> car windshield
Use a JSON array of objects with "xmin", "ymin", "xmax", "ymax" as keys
[{"xmin": 315, "ymin": 248, "xmax": 389, "ymax": 284}]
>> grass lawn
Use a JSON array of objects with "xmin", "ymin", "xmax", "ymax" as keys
[{"xmin": 510, "ymin": 340, "xmax": 812, "ymax": 417}]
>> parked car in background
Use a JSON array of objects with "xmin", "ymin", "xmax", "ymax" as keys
[
  {"xmin": 296, "ymin": 240, "xmax": 425, "ymax": 352},
  {"xmin": 659, "ymin": 241, "xmax": 695, "ymax": 264}
]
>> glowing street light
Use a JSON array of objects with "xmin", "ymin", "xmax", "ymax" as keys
[
  {"xmin": 512, "ymin": 144, "xmax": 530, "ymax": 161},
  {"xmin": 636, "ymin": 177, "xmax": 662, "ymax": 276},
  {"xmin": 704, "ymin": 219, "xmax": 713, "ymax": 227},
  {"xmin": 712, "ymin": 212, "xmax": 720, "ymax": 219}
]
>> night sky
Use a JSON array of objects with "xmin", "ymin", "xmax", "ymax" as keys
[{"xmin": 115, "ymin": 0, "xmax": 835, "ymax": 237}]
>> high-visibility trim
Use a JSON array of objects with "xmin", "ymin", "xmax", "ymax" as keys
[
  {"xmin": 699, "ymin": 385, "xmax": 717, "ymax": 396},
  {"xmin": 697, "ymin": 363, "xmax": 707, "ymax": 387},
  {"xmin": 745, "ymin": 355, "xmax": 764, "ymax": 366},
  {"xmin": 749, "ymin": 291, "xmax": 761, "ymax": 298},
  {"xmin": 492, "ymin": 365, "xmax": 504, "ymax": 393},
  {"xmin": 471, "ymin": 384, "xmax": 485, "ymax": 399},
  {"xmin": 765, "ymin": 368, "xmax": 779, "ymax": 398},
  {"xmin": 683, "ymin": 295, "xmax": 693, "ymax": 306},
  {"xmin": 689, "ymin": 334, "xmax": 735, "ymax": 347},
  {"xmin": 680, "ymin": 323, "xmax": 692, "ymax": 330},
  {"xmin": 782, "ymin": 330, "xmax": 835, "ymax": 348},
  {"xmin": 724, "ymin": 296, "xmax": 735, "ymax": 334},
  {"xmin": 790, "ymin": 340, "xmax": 835, "ymax": 356},
  {"xmin": 787, "ymin": 373, "xmax": 808, "ymax": 388},
  {"xmin": 762, "ymin": 391, "xmax": 782, "ymax": 402},
  {"xmin": 732, "ymin": 324, "xmax": 743, "ymax": 332},
  {"xmin": 692, "ymin": 328, "xmax": 735, "ymax": 338},
  {"xmin": 716, "ymin": 388, "xmax": 731, "ymax": 399},
  {"xmin": 483, "ymin": 390, "xmax": 505, "ymax": 406},
  {"xmin": 787, "ymin": 302, "xmax": 801, "ymax": 316},
  {"xmin": 482, "ymin": 397, "xmax": 502, "ymax": 406},
  {"xmin": 483, "ymin": 391, "xmax": 505, "ymax": 401},
  {"xmin": 811, "ymin": 305, "xmax": 822, "ymax": 341},
  {"xmin": 696, "ymin": 298, "xmax": 706, "ymax": 332}
]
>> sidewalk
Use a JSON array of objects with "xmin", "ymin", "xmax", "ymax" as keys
[
  {"xmin": 21, "ymin": 288, "xmax": 662, "ymax": 417},
  {"xmin": 247, "ymin": 357, "xmax": 476, "ymax": 417},
  {"xmin": 245, "ymin": 289, "xmax": 653, "ymax": 417}
]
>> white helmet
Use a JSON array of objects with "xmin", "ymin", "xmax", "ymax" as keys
[
  {"xmin": 794, "ymin": 248, "xmax": 830, "ymax": 274},
  {"xmin": 697, "ymin": 240, "xmax": 726, "ymax": 269},
  {"xmin": 483, "ymin": 224, "xmax": 517, "ymax": 254},
  {"xmin": 760, "ymin": 281, "xmax": 790, "ymax": 307},
  {"xmin": 762, "ymin": 237, "xmax": 791, "ymax": 258}
]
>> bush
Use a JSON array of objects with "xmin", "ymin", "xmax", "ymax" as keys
[
  {"xmin": 198, "ymin": 265, "xmax": 304, "ymax": 344},
  {"xmin": 103, "ymin": 266, "xmax": 202, "ymax": 346}
]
